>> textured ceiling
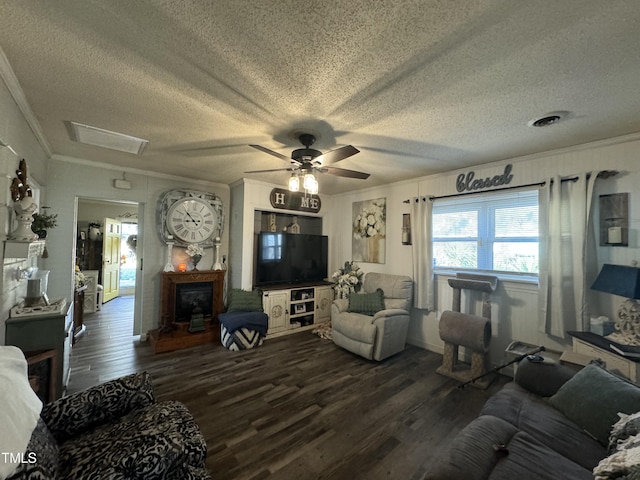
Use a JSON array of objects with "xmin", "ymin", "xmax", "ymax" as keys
[{"xmin": 1, "ymin": 0, "xmax": 639, "ymax": 194}]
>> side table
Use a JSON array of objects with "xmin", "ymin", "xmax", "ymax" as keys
[
  {"xmin": 568, "ymin": 331, "xmax": 640, "ymax": 384},
  {"xmin": 5, "ymin": 302, "xmax": 73, "ymax": 399}
]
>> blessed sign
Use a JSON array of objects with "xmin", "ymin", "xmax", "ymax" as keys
[
  {"xmin": 456, "ymin": 164, "xmax": 514, "ymax": 193},
  {"xmin": 269, "ymin": 188, "xmax": 322, "ymax": 213}
]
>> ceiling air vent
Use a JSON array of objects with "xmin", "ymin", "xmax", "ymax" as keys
[
  {"xmin": 527, "ymin": 111, "xmax": 569, "ymax": 128},
  {"xmin": 69, "ymin": 121, "xmax": 149, "ymax": 155}
]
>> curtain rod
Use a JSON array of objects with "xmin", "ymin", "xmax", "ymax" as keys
[{"xmin": 402, "ymin": 176, "xmax": 582, "ymax": 203}]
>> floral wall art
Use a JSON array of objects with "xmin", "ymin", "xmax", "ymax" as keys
[{"xmin": 352, "ymin": 197, "xmax": 386, "ymax": 263}]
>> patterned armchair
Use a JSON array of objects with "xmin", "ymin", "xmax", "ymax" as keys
[
  {"xmin": 9, "ymin": 372, "xmax": 210, "ymax": 480},
  {"xmin": 331, "ymin": 272, "xmax": 413, "ymax": 361}
]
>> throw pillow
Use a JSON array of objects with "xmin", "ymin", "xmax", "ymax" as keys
[
  {"xmin": 348, "ymin": 288, "xmax": 385, "ymax": 316},
  {"xmin": 549, "ymin": 362, "xmax": 640, "ymax": 446},
  {"xmin": 227, "ymin": 288, "xmax": 263, "ymax": 312}
]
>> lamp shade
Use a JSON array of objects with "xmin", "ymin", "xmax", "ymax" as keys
[{"xmin": 591, "ymin": 264, "xmax": 640, "ymax": 299}]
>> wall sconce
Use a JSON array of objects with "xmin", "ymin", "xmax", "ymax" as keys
[
  {"xmin": 402, "ymin": 213, "xmax": 411, "ymax": 245},
  {"xmin": 177, "ymin": 263, "xmax": 187, "ymax": 272},
  {"xmin": 599, "ymin": 193, "xmax": 629, "ymax": 246}
]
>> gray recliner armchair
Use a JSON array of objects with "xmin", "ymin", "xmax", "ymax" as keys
[{"xmin": 331, "ymin": 272, "xmax": 413, "ymax": 361}]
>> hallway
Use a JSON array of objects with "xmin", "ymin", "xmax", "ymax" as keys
[{"xmin": 67, "ymin": 295, "xmax": 142, "ymax": 394}]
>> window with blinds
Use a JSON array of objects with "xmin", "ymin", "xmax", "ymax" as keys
[{"xmin": 432, "ymin": 189, "xmax": 539, "ymax": 274}]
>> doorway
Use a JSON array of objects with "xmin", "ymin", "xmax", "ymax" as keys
[{"xmin": 75, "ymin": 198, "xmax": 140, "ymax": 333}]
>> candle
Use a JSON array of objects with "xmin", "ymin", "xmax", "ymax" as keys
[
  {"xmin": 608, "ymin": 226, "xmax": 622, "ymax": 244},
  {"xmin": 178, "ymin": 263, "xmax": 187, "ymax": 272}
]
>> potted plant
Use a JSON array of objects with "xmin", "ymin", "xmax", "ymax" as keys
[{"xmin": 31, "ymin": 207, "xmax": 58, "ymax": 238}]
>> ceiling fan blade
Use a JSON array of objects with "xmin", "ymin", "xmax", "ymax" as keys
[
  {"xmin": 321, "ymin": 166, "xmax": 370, "ymax": 179},
  {"xmin": 315, "ymin": 145, "xmax": 360, "ymax": 166},
  {"xmin": 244, "ymin": 168, "xmax": 294, "ymax": 174},
  {"xmin": 249, "ymin": 144, "xmax": 295, "ymax": 163}
]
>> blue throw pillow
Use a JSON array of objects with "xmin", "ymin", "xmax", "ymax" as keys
[{"xmin": 347, "ymin": 288, "xmax": 385, "ymax": 315}]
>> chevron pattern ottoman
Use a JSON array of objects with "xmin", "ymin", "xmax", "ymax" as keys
[{"xmin": 219, "ymin": 311, "xmax": 268, "ymax": 351}]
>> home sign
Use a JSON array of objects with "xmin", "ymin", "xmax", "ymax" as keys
[
  {"xmin": 270, "ymin": 188, "xmax": 321, "ymax": 213},
  {"xmin": 456, "ymin": 164, "xmax": 514, "ymax": 193}
]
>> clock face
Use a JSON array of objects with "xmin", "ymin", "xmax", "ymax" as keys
[{"xmin": 167, "ymin": 197, "xmax": 217, "ymax": 243}]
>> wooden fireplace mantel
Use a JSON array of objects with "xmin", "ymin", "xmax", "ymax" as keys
[{"xmin": 149, "ymin": 269, "xmax": 225, "ymax": 353}]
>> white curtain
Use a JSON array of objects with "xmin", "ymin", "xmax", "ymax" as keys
[
  {"xmin": 411, "ymin": 197, "xmax": 434, "ymax": 310},
  {"xmin": 538, "ymin": 173, "xmax": 598, "ymax": 337}
]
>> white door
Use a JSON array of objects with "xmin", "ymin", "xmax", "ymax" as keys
[{"xmin": 102, "ymin": 217, "xmax": 122, "ymax": 303}]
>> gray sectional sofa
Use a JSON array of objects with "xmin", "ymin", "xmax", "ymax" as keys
[{"xmin": 425, "ymin": 359, "xmax": 640, "ymax": 480}]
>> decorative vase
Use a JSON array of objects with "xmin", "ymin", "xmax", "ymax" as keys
[
  {"xmin": 191, "ymin": 254, "xmax": 202, "ymax": 270},
  {"xmin": 10, "ymin": 197, "xmax": 39, "ymax": 241},
  {"xmin": 367, "ymin": 236, "xmax": 379, "ymax": 263}
]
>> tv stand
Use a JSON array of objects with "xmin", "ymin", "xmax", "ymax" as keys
[{"xmin": 261, "ymin": 283, "xmax": 333, "ymax": 337}]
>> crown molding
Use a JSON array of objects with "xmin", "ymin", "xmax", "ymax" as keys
[
  {"xmin": 51, "ymin": 153, "xmax": 230, "ymax": 191},
  {"xmin": 0, "ymin": 46, "xmax": 53, "ymax": 157}
]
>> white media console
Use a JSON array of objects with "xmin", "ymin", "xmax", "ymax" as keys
[{"xmin": 262, "ymin": 283, "xmax": 333, "ymax": 337}]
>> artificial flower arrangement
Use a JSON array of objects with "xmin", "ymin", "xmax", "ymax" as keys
[
  {"xmin": 353, "ymin": 199, "xmax": 386, "ymax": 239},
  {"xmin": 332, "ymin": 261, "xmax": 364, "ymax": 299},
  {"xmin": 186, "ymin": 243, "xmax": 204, "ymax": 258},
  {"xmin": 74, "ymin": 265, "xmax": 86, "ymax": 289}
]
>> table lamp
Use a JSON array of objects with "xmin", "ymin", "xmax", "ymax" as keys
[{"xmin": 591, "ymin": 263, "xmax": 640, "ymax": 344}]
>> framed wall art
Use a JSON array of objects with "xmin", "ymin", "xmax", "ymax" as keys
[{"xmin": 352, "ymin": 197, "xmax": 386, "ymax": 264}]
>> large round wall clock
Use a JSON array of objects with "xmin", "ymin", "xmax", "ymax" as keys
[
  {"xmin": 159, "ymin": 189, "xmax": 224, "ymax": 246},
  {"xmin": 167, "ymin": 197, "xmax": 217, "ymax": 244}
]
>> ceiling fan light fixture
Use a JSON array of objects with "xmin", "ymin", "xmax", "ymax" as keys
[
  {"xmin": 288, "ymin": 173, "xmax": 300, "ymax": 192},
  {"xmin": 304, "ymin": 172, "xmax": 318, "ymax": 194}
]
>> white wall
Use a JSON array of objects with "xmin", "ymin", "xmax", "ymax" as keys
[
  {"xmin": 42, "ymin": 156, "xmax": 230, "ymax": 337},
  {"xmin": 0, "ymin": 72, "xmax": 49, "ymax": 344},
  {"xmin": 326, "ymin": 133, "xmax": 640, "ymax": 367}
]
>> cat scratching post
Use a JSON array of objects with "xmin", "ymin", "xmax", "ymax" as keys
[{"xmin": 436, "ymin": 273, "xmax": 498, "ymax": 389}]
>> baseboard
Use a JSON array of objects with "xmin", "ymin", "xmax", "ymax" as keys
[{"xmin": 406, "ymin": 336, "xmax": 444, "ymax": 355}]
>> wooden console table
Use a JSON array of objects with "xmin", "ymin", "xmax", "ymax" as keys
[{"xmin": 149, "ymin": 270, "xmax": 225, "ymax": 353}]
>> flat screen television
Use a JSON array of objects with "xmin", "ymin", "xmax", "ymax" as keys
[{"xmin": 255, "ymin": 232, "xmax": 328, "ymax": 286}]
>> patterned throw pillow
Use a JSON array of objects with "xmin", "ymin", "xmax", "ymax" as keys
[
  {"xmin": 347, "ymin": 288, "xmax": 385, "ymax": 315},
  {"xmin": 227, "ymin": 289, "xmax": 263, "ymax": 312},
  {"xmin": 41, "ymin": 372, "xmax": 155, "ymax": 443}
]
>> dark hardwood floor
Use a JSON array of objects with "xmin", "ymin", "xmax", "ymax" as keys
[{"xmin": 68, "ymin": 296, "xmax": 509, "ymax": 479}]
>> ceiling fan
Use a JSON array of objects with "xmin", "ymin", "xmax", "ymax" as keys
[{"xmin": 245, "ymin": 133, "xmax": 370, "ymax": 190}]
